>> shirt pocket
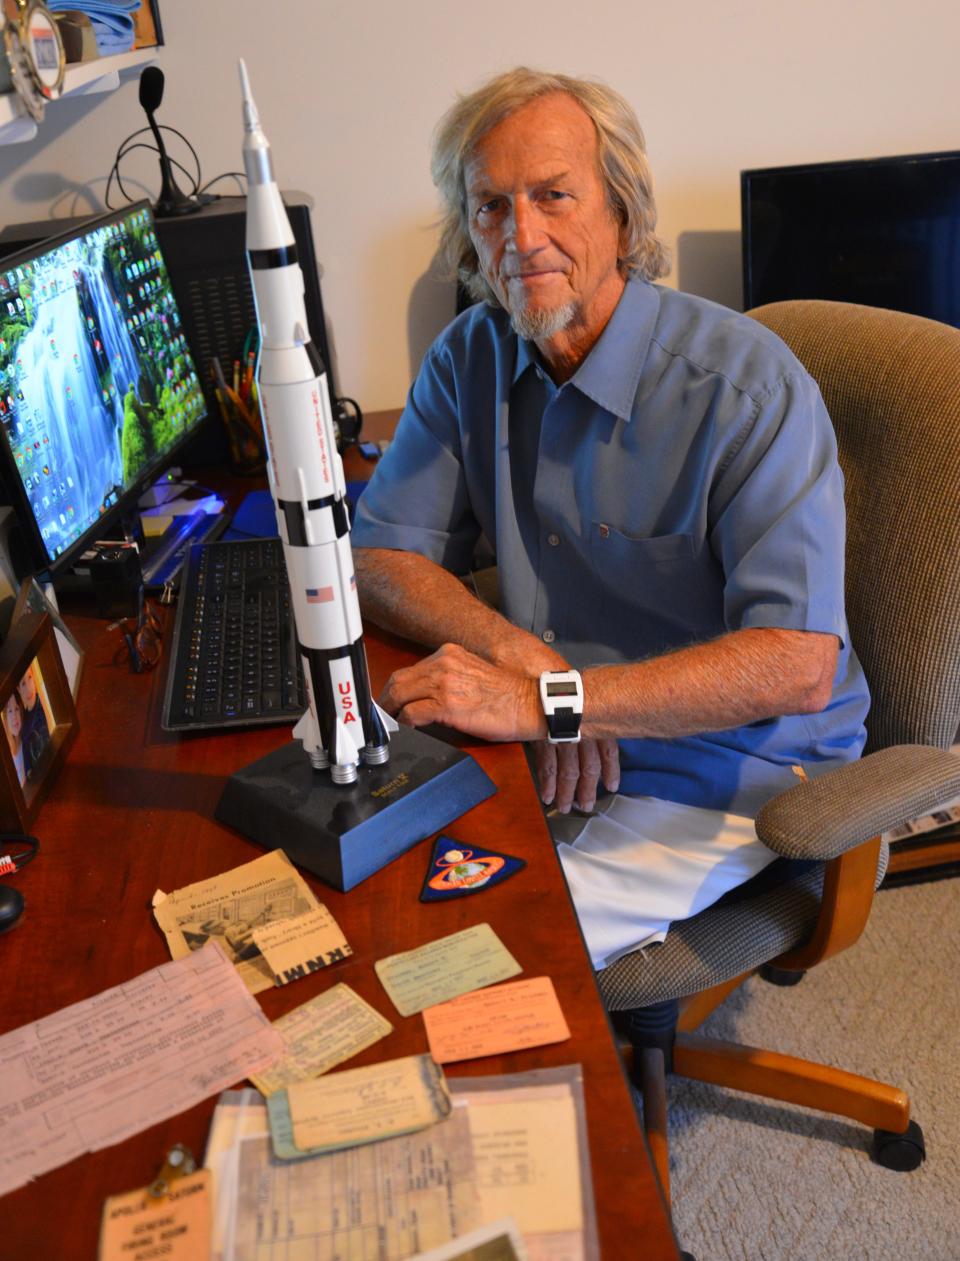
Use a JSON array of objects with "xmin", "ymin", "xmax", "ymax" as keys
[
  {"xmin": 590, "ymin": 522, "xmax": 697, "ymax": 568},
  {"xmin": 588, "ymin": 523, "xmax": 721, "ymax": 651}
]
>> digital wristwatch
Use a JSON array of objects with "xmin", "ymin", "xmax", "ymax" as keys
[{"xmin": 538, "ymin": 669, "xmax": 584, "ymax": 744}]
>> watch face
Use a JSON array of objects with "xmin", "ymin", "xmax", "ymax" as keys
[{"xmin": 546, "ymin": 680, "xmax": 580, "ymax": 697}]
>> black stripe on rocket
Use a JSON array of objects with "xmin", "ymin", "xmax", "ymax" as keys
[
  {"xmin": 249, "ymin": 244, "xmax": 300, "ymax": 269},
  {"xmin": 278, "ymin": 496, "xmax": 349, "ymax": 545}
]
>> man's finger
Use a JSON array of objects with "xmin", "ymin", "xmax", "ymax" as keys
[
  {"xmin": 554, "ymin": 742, "xmax": 581, "ymax": 813},
  {"xmin": 535, "ymin": 740, "xmax": 558, "ymax": 805},
  {"xmin": 575, "ymin": 739, "xmax": 602, "ymax": 812},
  {"xmin": 597, "ymin": 737, "xmax": 621, "ymax": 794}
]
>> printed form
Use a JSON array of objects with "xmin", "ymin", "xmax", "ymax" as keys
[{"xmin": 0, "ymin": 940, "xmax": 282, "ymax": 1195}]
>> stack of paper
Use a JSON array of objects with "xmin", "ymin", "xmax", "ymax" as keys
[
  {"xmin": 265, "ymin": 1054, "xmax": 451, "ymax": 1158},
  {"xmin": 205, "ymin": 1067, "xmax": 599, "ymax": 1261}
]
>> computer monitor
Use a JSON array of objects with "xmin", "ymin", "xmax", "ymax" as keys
[
  {"xmin": 741, "ymin": 149, "xmax": 960, "ymax": 326},
  {"xmin": 0, "ymin": 200, "xmax": 208, "ymax": 578}
]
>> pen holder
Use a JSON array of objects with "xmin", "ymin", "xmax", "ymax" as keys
[{"xmin": 216, "ymin": 384, "xmax": 266, "ymax": 475}]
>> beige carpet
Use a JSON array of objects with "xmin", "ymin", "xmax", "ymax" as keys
[{"xmin": 664, "ymin": 878, "xmax": 960, "ymax": 1261}]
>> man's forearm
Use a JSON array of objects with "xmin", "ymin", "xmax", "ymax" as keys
[
  {"xmin": 581, "ymin": 628, "xmax": 838, "ymax": 741},
  {"xmin": 353, "ymin": 547, "xmax": 567, "ymax": 675}
]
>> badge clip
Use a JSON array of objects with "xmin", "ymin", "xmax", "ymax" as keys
[{"xmin": 147, "ymin": 1143, "xmax": 196, "ymax": 1199}]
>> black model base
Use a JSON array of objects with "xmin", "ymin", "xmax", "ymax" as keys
[{"xmin": 215, "ymin": 725, "xmax": 497, "ymax": 891}]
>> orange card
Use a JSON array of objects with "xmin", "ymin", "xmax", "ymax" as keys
[
  {"xmin": 422, "ymin": 976, "xmax": 570, "ymax": 1063},
  {"xmin": 99, "ymin": 1169, "xmax": 211, "ymax": 1261}
]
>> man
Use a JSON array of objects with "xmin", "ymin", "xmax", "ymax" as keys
[{"xmin": 351, "ymin": 68, "xmax": 869, "ymax": 968}]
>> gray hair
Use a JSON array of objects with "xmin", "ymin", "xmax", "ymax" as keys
[{"xmin": 431, "ymin": 66, "xmax": 670, "ymax": 305}]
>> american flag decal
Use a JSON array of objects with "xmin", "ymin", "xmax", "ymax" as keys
[
  {"xmin": 350, "ymin": 573, "xmax": 357, "ymax": 589},
  {"xmin": 306, "ymin": 586, "xmax": 334, "ymax": 604}
]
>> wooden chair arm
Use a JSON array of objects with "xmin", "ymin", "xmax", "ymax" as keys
[{"xmin": 769, "ymin": 836, "xmax": 881, "ymax": 971}]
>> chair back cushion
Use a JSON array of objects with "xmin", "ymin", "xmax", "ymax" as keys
[{"xmin": 748, "ymin": 300, "xmax": 960, "ymax": 752}]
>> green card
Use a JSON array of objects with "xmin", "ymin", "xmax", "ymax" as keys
[{"xmin": 374, "ymin": 923, "xmax": 522, "ymax": 1017}]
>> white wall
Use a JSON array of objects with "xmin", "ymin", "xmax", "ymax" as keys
[{"xmin": 1, "ymin": 0, "xmax": 956, "ymax": 410}]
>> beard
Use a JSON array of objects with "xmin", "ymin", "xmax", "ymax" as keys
[{"xmin": 508, "ymin": 299, "xmax": 577, "ymax": 342}]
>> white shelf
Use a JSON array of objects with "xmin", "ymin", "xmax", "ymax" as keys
[{"xmin": 0, "ymin": 47, "xmax": 156, "ymax": 146}]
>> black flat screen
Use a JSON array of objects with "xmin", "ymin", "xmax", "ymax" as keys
[{"xmin": 741, "ymin": 150, "xmax": 960, "ymax": 327}]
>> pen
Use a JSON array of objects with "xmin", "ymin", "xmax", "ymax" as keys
[
  {"xmin": 241, "ymin": 350, "xmax": 255, "ymax": 402},
  {"xmin": 211, "ymin": 356, "xmax": 230, "ymax": 395}
]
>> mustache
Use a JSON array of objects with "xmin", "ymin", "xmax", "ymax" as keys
[{"xmin": 502, "ymin": 268, "xmax": 559, "ymax": 279}]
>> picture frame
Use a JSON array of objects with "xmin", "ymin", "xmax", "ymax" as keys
[
  {"xmin": 0, "ymin": 610, "xmax": 78, "ymax": 831},
  {"xmin": 12, "ymin": 575, "xmax": 84, "ymax": 700}
]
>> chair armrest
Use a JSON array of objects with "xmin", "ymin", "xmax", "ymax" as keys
[{"xmin": 755, "ymin": 745, "xmax": 960, "ymax": 860}]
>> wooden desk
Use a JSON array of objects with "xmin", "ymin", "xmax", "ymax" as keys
[{"xmin": 2, "ymin": 577, "xmax": 678, "ymax": 1258}]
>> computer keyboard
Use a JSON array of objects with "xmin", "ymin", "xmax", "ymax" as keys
[{"xmin": 161, "ymin": 537, "xmax": 305, "ymax": 731}]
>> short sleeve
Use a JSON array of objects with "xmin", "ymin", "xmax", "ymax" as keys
[
  {"xmin": 351, "ymin": 342, "xmax": 481, "ymax": 574},
  {"xmin": 709, "ymin": 371, "xmax": 849, "ymax": 642}
]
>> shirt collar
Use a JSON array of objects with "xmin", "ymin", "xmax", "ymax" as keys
[
  {"xmin": 512, "ymin": 331, "xmax": 540, "ymax": 385},
  {"xmin": 510, "ymin": 278, "xmax": 660, "ymax": 421},
  {"xmin": 571, "ymin": 278, "xmax": 659, "ymax": 422}
]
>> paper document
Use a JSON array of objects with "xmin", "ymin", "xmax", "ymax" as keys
[
  {"xmin": 251, "ymin": 905, "xmax": 352, "ymax": 986},
  {"xmin": 451, "ymin": 1073, "xmax": 596, "ymax": 1261},
  {"xmin": 269, "ymin": 1053, "xmax": 451, "ymax": 1156},
  {"xmin": 0, "ymin": 941, "xmax": 282, "ymax": 1196},
  {"xmin": 206, "ymin": 1069, "xmax": 597, "ymax": 1261},
  {"xmin": 423, "ymin": 977, "xmax": 570, "ymax": 1063},
  {"xmin": 230, "ymin": 1119, "xmax": 480, "ymax": 1260},
  {"xmin": 250, "ymin": 983, "xmax": 393, "ymax": 1096},
  {"xmin": 99, "ymin": 1169, "xmax": 212, "ymax": 1261},
  {"xmin": 375, "ymin": 923, "xmax": 522, "ymax": 1016},
  {"xmin": 152, "ymin": 851, "xmax": 329, "ymax": 994}
]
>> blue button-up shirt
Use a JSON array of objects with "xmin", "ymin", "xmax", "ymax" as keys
[{"xmin": 353, "ymin": 279, "xmax": 869, "ymax": 814}]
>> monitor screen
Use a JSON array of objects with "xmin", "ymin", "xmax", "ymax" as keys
[
  {"xmin": 0, "ymin": 201, "xmax": 207, "ymax": 574},
  {"xmin": 741, "ymin": 149, "xmax": 960, "ymax": 326}
]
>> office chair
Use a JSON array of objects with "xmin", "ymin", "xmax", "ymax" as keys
[{"xmin": 595, "ymin": 300, "xmax": 960, "ymax": 1204}]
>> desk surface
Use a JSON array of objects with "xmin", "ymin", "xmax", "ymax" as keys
[{"xmin": 2, "ymin": 524, "xmax": 678, "ymax": 1258}]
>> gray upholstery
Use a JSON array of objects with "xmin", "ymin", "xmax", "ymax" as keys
[
  {"xmin": 750, "ymin": 301, "xmax": 960, "ymax": 753},
  {"xmin": 755, "ymin": 745, "xmax": 960, "ymax": 860},
  {"xmin": 598, "ymin": 863, "xmax": 825, "ymax": 1008},
  {"xmin": 594, "ymin": 301, "xmax": 960, "ymax": 1011}
]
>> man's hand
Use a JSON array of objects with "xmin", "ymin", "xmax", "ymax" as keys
[
  {"xmin": 380, "ymin": 642, "xmax": 545, "ymax": 743},
  {"xmin": 534, "ymin": 738, "xmax": 620, "ymax": 814}
]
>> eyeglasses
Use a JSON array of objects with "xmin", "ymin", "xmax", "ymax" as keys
[{"xmin": 109, "ymin": 591, "xmax": 163, "ymax": 673}]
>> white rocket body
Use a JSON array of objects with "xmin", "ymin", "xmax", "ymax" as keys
[{"xmin": 239, "ymin": 60, "xmax": 396, "ymax": 783}]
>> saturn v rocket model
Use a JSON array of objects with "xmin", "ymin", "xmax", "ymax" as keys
[{"xmin": 238, "ymin": 61, "xmax": 397, "ymax": 784}]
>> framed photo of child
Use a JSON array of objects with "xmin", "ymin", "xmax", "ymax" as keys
[{"xmin": 0, "ymin": 611, "xmax": 78, "ymax": 831}]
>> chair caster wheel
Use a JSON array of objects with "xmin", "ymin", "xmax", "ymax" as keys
[
  {"xmin": 758, "ymin": 963, "xmax": 806, "ymax": 986},
  {"xmin": 872, "ymin": 1120, "xmax": 926, "ymax": 1171}
]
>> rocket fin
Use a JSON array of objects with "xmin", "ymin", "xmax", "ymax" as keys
[
  {"xmin": 372, "ymin": 701, "xmax": 399, "ymax": 737},
  {"xmin": 293, "ymin": 709, "xmax": 323, "ymax": 754}
]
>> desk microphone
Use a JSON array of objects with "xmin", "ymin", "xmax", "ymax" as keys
[{"xmin": 138, "ymin": 66, "xmax": 201, "ymax": 217}]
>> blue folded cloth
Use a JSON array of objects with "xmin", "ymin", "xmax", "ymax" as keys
[{"xmin": 47, "ymin": 0, "xmax": 138, "ymax": 55}]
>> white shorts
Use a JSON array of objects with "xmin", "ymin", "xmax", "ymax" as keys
[{"xmin": 554, "ymin": 794, "xmax": 778, "ymax": 971}]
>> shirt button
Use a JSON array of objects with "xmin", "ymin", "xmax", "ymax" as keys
[
  {"xmin": 542, "ymin": 629, "xmax": 556, "ymax": 643},
  {"xmin": 547, "ymin": 533, "xmax": 560, "ymax": 547},
  {"xmin": 598, "ymin": 523, "xmax": 610, "ymax": 539}
]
